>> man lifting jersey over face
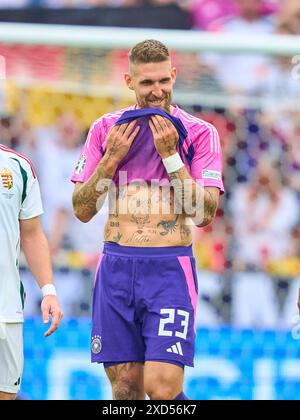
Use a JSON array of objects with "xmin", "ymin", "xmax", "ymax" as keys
[{"xmin": 71, "ymin": 39, "xmax": 224, "ymax": 400}]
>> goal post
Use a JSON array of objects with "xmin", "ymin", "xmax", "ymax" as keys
[{"xmin": 0, "ymin": 22, "xmax": 299, "ymax": 55}]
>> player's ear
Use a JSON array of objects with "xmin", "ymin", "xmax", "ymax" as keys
[
  {"xmin": 124, "ymin": 73, "xmax": 134, "ymax": 90},
  {"xmin": 171, "ymin": 67, "xmax": 177, "ymax": 83}
]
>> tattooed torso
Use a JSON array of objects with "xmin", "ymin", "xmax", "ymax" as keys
[{"xmin": 104, "ymin": 182, "xmax": 192, "ymax": 247}]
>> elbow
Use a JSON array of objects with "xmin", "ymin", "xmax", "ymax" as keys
[
  {"xmin": 73, "ymin": 205, "xmax": 92, "ymax": 223},
  {"xmin": 72, "ymin": 194, "xmax": 92, "ymax": 223},
  {"xmin": 195, "ymin": 216, "xmax": 214, "ymax": 228},
  {"xmin": 73, "ymin": 210, "xmax": 91, "ymax": 223},
  {"xmin": 191, "ymin": 210, "xmax": 215, "ymax": 228}
]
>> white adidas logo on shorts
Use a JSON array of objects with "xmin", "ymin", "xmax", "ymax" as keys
[{"xmin": 166, "ymin": 342, "xmax": 183, "ymax": 356}]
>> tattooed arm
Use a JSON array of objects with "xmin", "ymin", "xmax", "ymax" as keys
[
  {"xmin": 149, "ymin": 115, "xmax": 219, "ymax": 227},
  {"xmin": 169, "ymin": 167, "xmax": 219, "ymax": 227},
  {"xmin": 72, "ymin": 154, "xmax": 118, "ymax": 223},
  {"xmin": 73, "ymin": 120, "xmax": 140, "ymax": 223}
]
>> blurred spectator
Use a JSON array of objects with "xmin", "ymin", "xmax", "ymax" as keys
[
  {"xmin": 20, "ymin": 113, "xmax": 109, "ymax": 317},
  {"xmin": 189, "ymin": 0, "xmax": 279, "ymax": 31},
  {"xmin": 41, "ymin": 0, "xmax": 193, "ymax": 8},
  {"xmin": 149, "ymin": 0, "xmax": 177, "ymax": 4},
  {"xmin": 190, "ymin": 0, "xmax": 237, "ymax": 30},
  {"xmin": 0, "ymin": 115, "xmax": 35, "ymax": 153},
  {"xmin": 193, "ymin": 212, "xmax": 231, "ymax": 274},
  {"xmin": 0, "ymin": 116, "xmax": 16, "ymax": 148},
  {"xmin": 33, "ymin": 113, "xmax": 107, "ymax": 255},
  {"xmin": 230, "ymin": 157, "xmax": 299, "ymax": 270},
  {"xmin": 41, "ymin": 0, "xmax": 144, "ymax": 7},
  {"xmin": 204, "ymin": 0, "xmax": 276, "ymax": 93},
  {"xmin": 283, "ymin": 114, "xmax": 300, "ymax": 194},
  {"xmin": 0, "ymin": 0, "xmax": 29, "ymax": 7},
  {"xmin": 259, "ymin": 21, "xmax": 300, "ymax": 98},
  {"xmin": 110, "ymin": 0, "xmax": 143, "ymax": 5},
  {"xmin": 175, "ymin": 52, "xmax": 222, "ymax": 93},
  {"xmin": 230, "ymin": 157, "xmax": 299, "ymax": 328},
  {"xmin": 42, "ymin": 0, "xmax": 103, "ymax": 7}
]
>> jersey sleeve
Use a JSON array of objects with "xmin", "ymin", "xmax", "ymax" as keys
[
  {"xmin": 71, "ymin": 119, "xmax": 105, "ymax": 184},
  {"xmin": 19, "ymin": 172, "xmax": 44, "ymax": 220},
  {"xmin": 190, "ymin": 123, "xmax": 225, "ymax": 194}
]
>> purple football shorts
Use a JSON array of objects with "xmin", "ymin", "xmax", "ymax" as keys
[{"xmin": 91, "ymin": 242, "xmax": 198, "ymax": 367}]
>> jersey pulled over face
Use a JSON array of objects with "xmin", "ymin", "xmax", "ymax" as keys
[
  {"xmin": 72, "ymin": 105, "xmax": 224, "ymax": 191},
  {"xmin": 0, "ymin": 145, "xmax": 43, "ymax": 323},
  {"xmin": 71, "ymin": 106, "xmax": 224, "ymax": 247}
]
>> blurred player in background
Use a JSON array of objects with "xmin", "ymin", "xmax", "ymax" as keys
[
  {"xmin": 72, "ymin": 39, "xmax": 224, "ymax": 400},
  {"xmin": 0, "ymin": 144, "xmax": 63, "ymax": 400}
]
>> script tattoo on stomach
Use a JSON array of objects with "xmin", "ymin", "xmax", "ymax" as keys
[{"xmin": 125, "ymin": 231, "xmax": 151, "ymax": 244}]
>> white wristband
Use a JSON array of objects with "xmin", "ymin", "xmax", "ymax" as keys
[
  {"xmin": 41, "ymin": 284, "xmax": 57, "ymax": 298},
  {"xmin": 162, "ymin": 153, "xmax": 184, "ymax": 174}
]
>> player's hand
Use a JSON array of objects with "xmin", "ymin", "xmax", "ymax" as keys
[
  {"xmin": 105, "ymin": 120, "xmax": 140, "ymax": 163},
  {"xmin": 41, "ymin": 295, "xmax": 63, "ymax": 337},
  {"xmin": 298, "ymin": 288, "xmax": 300, "ymax": 314},
  {"xmin": 149, "ymin": 115, "xmax": 179, "ymax": 159}
]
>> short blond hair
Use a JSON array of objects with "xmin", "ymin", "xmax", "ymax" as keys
[{"xmin": 129, "ymin": 39, "xmax": 170, "ymax": 65}]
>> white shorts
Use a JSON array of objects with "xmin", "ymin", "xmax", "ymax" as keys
[{"xmin": 0, "ymin": 323, "xmax": 23, "ymax": 394}]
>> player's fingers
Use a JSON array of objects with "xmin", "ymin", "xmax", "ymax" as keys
[
  {"xmin": 123, "ymin": 120, "xmax": 138, "ymax": 138},
  {"xmin": 44, "ymin": 327, "xmax": 53, "ymax": 337},
  {"xmin": 59, "ymin": 309, "xmax": 64, "ymax": 321},
  {"xmin": 53, "ymin": 309, "xmax": 62, "ymax": 326},
  {"xmin": 163, "ymin": 117, "xmax": 174, "ymax": 129},
  {"xmin": 109, "ymin": 124, "xmax": 120, "ymax": 135},
  {"xmin": 161, "ymin": 117, "xmax": 175, "ymax": 134},
  {"xmin": 118, "ymin": 122, "xmax": 132, "ymax": 136},
  {"xmin": 150, "ymin": 116, "xmax": 162, "ymax": 132},
  {"xmin": 42, "ymin": 309, "xmax": 50, "ymax": 324},
  {"xmin": 149, "ymin": 120, "xmax": 158, "ymax": 138},
  {"xmin": 156, "ymin": 115, "xmax": 169, "ymax": 128},
  {"xmin": 153, "ymin": 115, "xmax": 167, "ymax": 131},
  {"xmin": 44, "ymin": 311, "xmax": 61, "ymax": 337},
  {"xmin": 128, "ymin": 126, "xmax": 140, "ymax": 145}
]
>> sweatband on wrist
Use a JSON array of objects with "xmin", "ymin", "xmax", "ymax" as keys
[
  {"xmin": 162, "ymin": 153, "xmax": 184, "ymax": 173},
  {"xmin": 41, "ymin": 284, "xmax": 57, "ymax": 298}
]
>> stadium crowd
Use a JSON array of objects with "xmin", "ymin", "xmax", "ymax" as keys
[
  {"xmin": 0, "ymin": 0, "xmax": 299, "ymax": 328},
  {"xmin": 0, "ymin": 0, "xmax": 299, "ymax": 34}
]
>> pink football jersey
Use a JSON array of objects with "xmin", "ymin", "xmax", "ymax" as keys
[{"xmin": 71, "ymin": 105, "xmax": 224, "ymax": 193}]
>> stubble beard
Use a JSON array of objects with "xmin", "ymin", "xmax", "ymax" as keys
[{"xmin": 139, "ymin": 93, "xmax": 172, "ymax": 113}]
